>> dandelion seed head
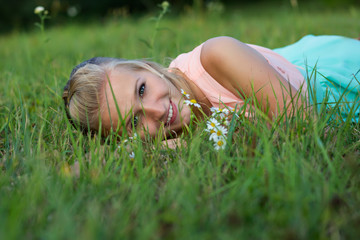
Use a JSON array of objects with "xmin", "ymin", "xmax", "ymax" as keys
[
  {"xmin": 161, "ymin": 1, "xmax": 170, "ymax": 9},
  {"xmin": 67, "ymin": 6, "xmax": 78, "ymax": 17}
]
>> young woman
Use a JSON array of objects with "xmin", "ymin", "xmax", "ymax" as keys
[{"xmin": 62, "ymin": 35, "xmax": 360, "ymax": 140}]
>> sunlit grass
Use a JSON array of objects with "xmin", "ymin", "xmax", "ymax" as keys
[{"xmin": 0, "ymin": 3, "xmax": 359, "ymax": 239}]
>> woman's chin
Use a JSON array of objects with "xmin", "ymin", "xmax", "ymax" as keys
[{"xmin": 179, "ymin": 106, "xmax": 192, "ymax": 124}]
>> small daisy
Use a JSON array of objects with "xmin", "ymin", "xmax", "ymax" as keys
[
  {"xmin": 229, "ymin": 107, "xmax": 239, "ymax": 118},
  {"xmin": 209, "ymin": 125, "xmax": 228, "ymax": 141},
  {"xmin": 210, "ymin": 107, "xmax": 218, "ymax": 113},
  {"xmin": 206, "ymin": 118, "xmax": 220, "ymax": 130},
  {"xmin": 118, "ymin": 139, "xmax": 129, "ymax": 151},
  {"xmin": 207, "ymin": 128, "xmax": 216, "ymax": 136},
  {"xmin": 181, "ymin": 89, "xmax": 190, "ymax": 99},
  {"xmin": 129, "ymin": 133, "xmax": 138, "ymax": 140},
  {"xmin": 210, "ymin": 107, "xmax": 229, "ymax": 118},
  {"xmin": 215, "ymin": 125, "xmax": 228, "ymax": 137},
  {"xmin": 184, "ymin": 99, "xmax": 201, "ymax": 108},
  {"xmin": 209, "ymin": 131, "xmax": 218, "ymax": 141},
  {"xmin": 214, "ymin": 137, "xmax": 226, "ymax": 150},
  {"xmin": 219, "ymin": 108, "xmax": 230, "ymax": 115},
  {"xmin": 129, "ymin": 152, "xmax": 135, "ymax": 159}
]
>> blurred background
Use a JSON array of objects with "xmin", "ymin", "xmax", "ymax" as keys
[{"xmin": 0, "ymin": 0, "xmax": 358, "ymax": 33}]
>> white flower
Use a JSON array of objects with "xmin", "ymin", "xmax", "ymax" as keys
[
  {"xmin": 181, "ymin": 89, "xmax": 190, "ymax": 99},
  {"xmin": 209, "ymin": 131, "xmax": 218, "ymax": 141},
  {"xmin": 209, "ymin": 125, "xmax": 228, "ymax": 141},
  {"xmin": 34, "ymin": 6, "xmax": 45, "ymax": 14},
  {"xmin": 129, "ymin": 133, "xmax": 138, "ymax": 140},
  {"xmin": 184, "ymin": 99, "xmax": 201, "ymax": 108},
  {"xmin": 206, "ymin": 118, "xmax": 220, "ymax": 130},
  {"xmin": 214, "ymin": 137, "xmax": 226, "ymax": 150},
  {"xmin": 206, "ymin": 127, "xmax": 216, "ymax": 137},
  {"xmin": 210, "ymin": 107, "xmax": 229, "ymax": 118},
  {"xmin": 219, "ymin": 108, "xmax": 230, "ymax": 115},
  {"xmin": 129, "ymin": 152, "xmax": 135, "ymax": 159},
  {"xmin": 229, "ymin": 107, "xmax": 239, "ymax": 118},
  {"xmin": 210, "ymin": 107, "xmax": 218, "ymax": 113},
  {"xmin": 216, "ymin": 125, "xmax": 228, "ymax": 136}
]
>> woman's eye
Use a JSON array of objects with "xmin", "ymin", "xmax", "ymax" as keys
[
  {"xmin": 139, "ymin": 83, "xmax": 145, "ymax": 97},
  {"xmin": 132, "ymin": 115, "xmax": 139, "ymax": 129}
]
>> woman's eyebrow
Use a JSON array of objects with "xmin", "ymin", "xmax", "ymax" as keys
[{"xmin": 125, "ymin": 77, "xmax": 141, "ymax": 129}]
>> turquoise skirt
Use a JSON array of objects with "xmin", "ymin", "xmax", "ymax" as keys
[{"xmin": 273, "ymin": 35, "xmax": 360, "ymax": 123}]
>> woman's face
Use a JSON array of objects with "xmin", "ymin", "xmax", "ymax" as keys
[{"xmin": 101, "ymin": 67, "xmax": 191, "ymax": 139}]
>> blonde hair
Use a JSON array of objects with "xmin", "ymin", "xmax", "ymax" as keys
[{"xmin": 63, "ymin": 58, "xmax": 194, "ymax": 136}]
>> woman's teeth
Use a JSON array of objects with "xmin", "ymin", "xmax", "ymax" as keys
[{"xmin": 167, "ymin": 104, "xmax": 173, "ymax": 124}]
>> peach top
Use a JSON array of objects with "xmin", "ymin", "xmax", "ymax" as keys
[{"xmin": 169, "ymin": 43, "xmax": 306, "ymax": 108}]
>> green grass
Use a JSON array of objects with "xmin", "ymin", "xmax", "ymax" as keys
[{"xmin": 1, "ymin": 3, "xmax": 360, "ymax": 239}]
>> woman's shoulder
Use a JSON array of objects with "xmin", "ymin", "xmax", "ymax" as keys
[
  {"xmin": 200, "ymin": 36, "xmax": 250, "ymax": 76},
  {"xmin": 170, "ymin": 36, "xmax": 239, "ymax": 68},
  {"xmin": 169, "ymin": 36, "xmax": 249, "ymax": 80},
  {"xmin": 201, "ymin": 36, "xmax": 242, "ymax": 52},
  {"xmin": 169, "ymin": 41, "xmax": 205, "ymax": 77}
]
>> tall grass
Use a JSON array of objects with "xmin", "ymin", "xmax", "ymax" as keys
[{"xmin": 1, "ymin": 4, "xmax": 359, "ymax": 239}]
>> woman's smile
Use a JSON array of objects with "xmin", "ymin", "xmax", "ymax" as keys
[
  {"xmin": 101, "ymin": 67, "xmax": 191, "ymax": 138},
  {"xmin": 166, "ymin": 100, "xmax": 177, "ymax": 126}
]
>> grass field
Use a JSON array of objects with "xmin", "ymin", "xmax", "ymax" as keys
[{"xmin": 1, "ymin": 3, "xmax": 360, "ymax": 239}]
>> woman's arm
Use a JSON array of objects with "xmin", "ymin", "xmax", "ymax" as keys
[{"xmin": 200, "ymin": 36, "xmax": 304, "ymax": 119}]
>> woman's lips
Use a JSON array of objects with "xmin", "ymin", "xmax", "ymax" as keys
[
  {"xmin": 169, "ymin": 100, "xmax": 177, "ymax": 125},
  {"xmin": 166, "ymin": 100, "xmax": 177, "ymax": 126}
]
